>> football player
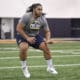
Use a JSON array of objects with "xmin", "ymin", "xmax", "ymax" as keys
[{"xmin": 16, "ymin": 3, "xmax": 58, "ymax": 78}]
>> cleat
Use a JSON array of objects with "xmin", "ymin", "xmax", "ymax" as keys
[
  {"xmin": 22, "ymin": 67, "xmax": 30, "ymax": 78},
  {"xmin": 47, "ymin": 67, "xmax": 58, "ymax": 74}
]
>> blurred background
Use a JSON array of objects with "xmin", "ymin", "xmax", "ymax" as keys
[{"xmin": 0, "ymin": 0, "xmax": 80, "ymax": 39}]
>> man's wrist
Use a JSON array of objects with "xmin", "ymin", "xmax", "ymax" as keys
[
  {"xmin": 44, "ymin": 38, "xmax": 49, "ymax": 41},
  {"xmin": 25, "ymin": 35, "xmax": 29, "ymax": 40}
]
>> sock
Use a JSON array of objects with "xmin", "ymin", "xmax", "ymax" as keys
[
  {"xmin": 46, "ymin": 59, "xmax": 53, "ymax": 68},
  {"xmin": 21, "ymin": 60, "xmax": 27, "ymax": 69}
]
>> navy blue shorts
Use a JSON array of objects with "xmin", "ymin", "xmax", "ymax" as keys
[{"xmin": 16, "ymin": 34, "xmax": 44, "ymax": 49}]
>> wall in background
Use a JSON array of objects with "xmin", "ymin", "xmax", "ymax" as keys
[
  {"xmin": 0, "ymin": 18, "xmax": 80, "ymax": 39},
  {"xmin": 14, "ymin": 18, "xmax": 80, "ymax": 38},
  {"xmin": 0, "ymin": 0, "xmax": 80, "ymax": 18},
  {"xmin": 0, "ymin": 18, "xmax": 1, "ymax": 39}
]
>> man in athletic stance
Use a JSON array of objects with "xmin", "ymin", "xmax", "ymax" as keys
[{"xmin": 16, "ymin": 3, "xmax": 58, "ymax": 78}]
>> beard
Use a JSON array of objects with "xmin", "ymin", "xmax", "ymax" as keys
[{"xmin": 35, "ymin": 12, "xmax": 42, "ymax": 17}]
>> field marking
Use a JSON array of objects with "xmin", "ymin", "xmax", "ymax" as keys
[
  {"xmin": 0, "ymin": 48, "xmax": 17, "ymax": 50},
  {"xmin": 0, "ymin": 47, "xmax": 32, "ymax": 50},
  {"xmin": 0, "ymin": 49, "xmax": 80, "ymax": 53},
  {"xmin": 0, "ymin": 55, "xmax": 80, "ymax": 60},
  {"xmin": 0, "ymin": 64, "xmax": 80, "ymax": 69},
  {"xmin": 0, "ymin": 48, "xmax": 80, "ymax": 52},
  {"xmin": 0, "ymin": 48, "xmax": 80, "ymax": 55}
]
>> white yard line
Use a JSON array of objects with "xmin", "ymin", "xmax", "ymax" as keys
[
  {"xmin": 0, "ymin": 57, "xmax": 18, "ymax": 59},
  {"xmin": 71, "ymin": 52, "xmax": 80, "ymax": 54},
  {"xmin": 0, "ymin": 48, "xmax": 32, "ymax": 50},
  {"xmin": 0, "ymin": 64, "xmax": 80, "ymax": 69},
  {"xmin": 0, "ymin": 47, "xmax": 17, "ymax": 49},
  {"xmin": 0, "ymin": 49, "xmax": 79, "ymax": 53},
  {"xmin": 0, "ymin": 55, "xmax": 80, "ymax": 60},
  {"xmin": 0, "ymin": 49, "xmax": 80, "ymax": 55},
  {"xmin": 0, "ymin": 48, "xmax": 79, "ymax": 51}
]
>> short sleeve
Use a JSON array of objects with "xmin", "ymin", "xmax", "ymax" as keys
[
  {"xmin": 18, "ymin": 13, "xmax": 29, "ymax": 26},
  {"xmin": 42, "ymin": 16, "xmax": 50, "ymax": 31}
]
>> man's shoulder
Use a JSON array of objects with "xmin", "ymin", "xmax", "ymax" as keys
[
  {"xmin": 22, "ymin": 12, "xmax": 31, "ymax": 18},
  {"xmin": 40, "ymin": 15, "xmax": 46, "ymax": 21},
  {"xmin": 39, "ymin": 15, "xmax": 47, "ymax": 23},
  {"xmin": 20, "ymin": 12, "xmax": 32, "ymax": 22}
]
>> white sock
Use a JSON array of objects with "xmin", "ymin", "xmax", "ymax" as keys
[
  {"xmin": 46, "ymin": 59, "xmax": 53, "ymax": 68},
  {"xmin": 21, "ymin": 60, "xmax": 27, "ymax": 69}
]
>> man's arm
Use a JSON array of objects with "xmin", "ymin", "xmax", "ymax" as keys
[
  {"xmin": 44, "ymin": 29, "xmax": 54, "ymax": 44},
  {"xmin": 44, "ymin": 29, "xmax": 51, "ymax": 41},
  {"xmin": 16, "ymin": 23, "xmax": 29, "ymax": 39},
  {"xmin": 42, "ymin": 16, "xmax": 53, "ymax": 44},
  {"xmin": 16, "ymin": 23, "xmax": 35, "ymax": 44}
]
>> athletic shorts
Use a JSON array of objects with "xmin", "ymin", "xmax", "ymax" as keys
[{"xmin": 16, "ymin": 34, "xmax": 44, "ymax": 49}]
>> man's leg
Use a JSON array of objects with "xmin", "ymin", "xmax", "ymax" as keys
[
  {"xmin": 39, "ymin": 42, "xmax": 58, "ymax": 74},
  {"xmin": 19, "ymin": 42, "xmax": 30, "ymax": 78}
]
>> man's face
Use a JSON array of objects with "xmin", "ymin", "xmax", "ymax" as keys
[{"xmin": 34, "ymin": 6, "xmax": 43, "ymax": 17}]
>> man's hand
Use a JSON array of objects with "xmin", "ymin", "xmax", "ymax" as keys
[
  {"xmin": 27, "ymin": 37, "xmax": 36, "ymax": 44},
  {"xmin": 44, "ymin": 38, "xmax": 53, "ymax": 44},
  {"xmin": 46, "ymin": 39, "xmax": 53, "ymax": 44}
]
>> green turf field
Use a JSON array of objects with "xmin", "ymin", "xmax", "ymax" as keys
[{"xmin": 0, "ymin": 42, "xmax": 80, "ymax": 80}]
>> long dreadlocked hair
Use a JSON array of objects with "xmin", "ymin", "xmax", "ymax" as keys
[{"xmin": 26, "ymin": 3, "xmax": 45, "ymax": 15}]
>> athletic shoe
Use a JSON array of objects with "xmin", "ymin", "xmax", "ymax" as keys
[
  {"xmin": 22, "ymin": 67, "xmax": 30, "ymax": 78},
  {"xmin": 47, "ymin": 67, "xmax": 58, "ymax": 74}
]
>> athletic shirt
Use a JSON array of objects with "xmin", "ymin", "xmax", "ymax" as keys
[{"xmin": 18, "ymin": 12, "xmax": 49, "ymax": 37}]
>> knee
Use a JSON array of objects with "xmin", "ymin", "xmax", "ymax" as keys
[
  {"xmin": 41, "ymin": 45, "xmax": 50, "ymax": 54},
  {"xmin": 40, "ymin": 42, "xmax": 50, "ymax": 54},
  {"xmin": 19, "ymin": 43, "xmax": 28, "ymax": 51},
  {"xmin": 21, "ymin": 45, "xmax": 27, "ymax": 51}
]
